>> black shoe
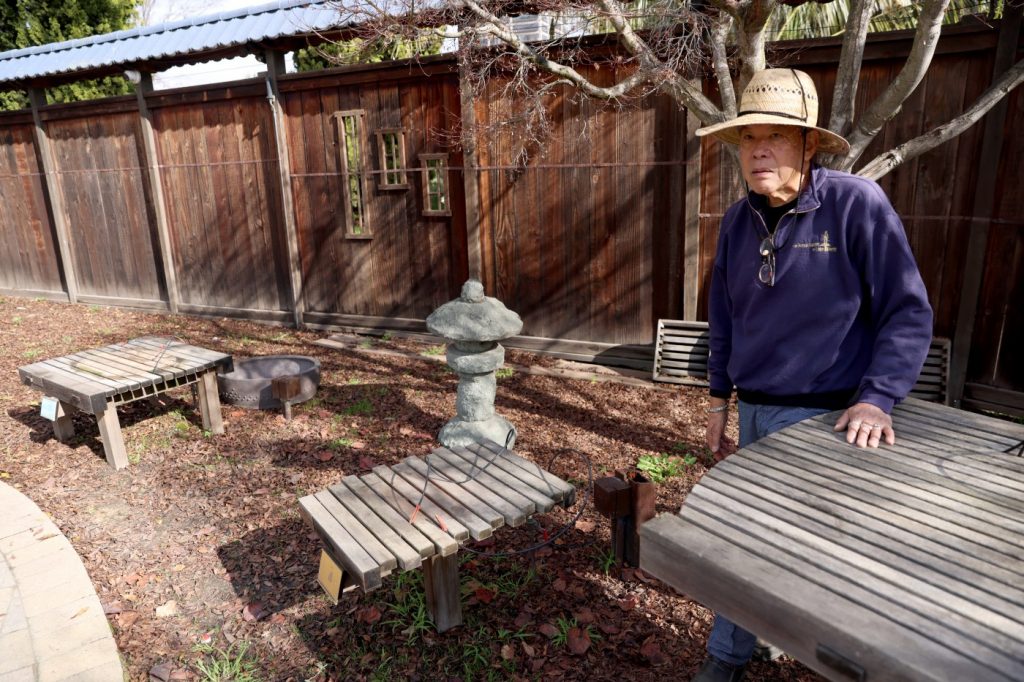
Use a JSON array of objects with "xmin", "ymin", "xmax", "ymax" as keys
[
  {"xmin": 692, "ymin": 657, "xmax": 746, "ymax": 682},
  {"xmin": 752, "ymin": 639, "xmax": 784, "ymax": 662}
]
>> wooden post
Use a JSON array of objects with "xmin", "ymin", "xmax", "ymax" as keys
[
  {"xmin": 948, "ymin": 6, "xmax": 1022, "ymax": 407},
  {"xmin": 683, "ymin": 98, "xmax": 703, "ymax": 321},
  {"xmin": 458, "ymin": 58, "xmax": 483, "ymax": 281},
  {"xmin": 595, "ymin": 472, "xmax": 654, "ymax": 569},
  {"xmin": 593, "ymin": 476, "xmax": 630, "ymax": 571},
  {"xmin": 135, "ymin": 73, "xmax": 180, "ymax": 314},
  {"xmin": 265, "ymin": 49, "xmax": 305, "ymax": 329},
  {"xmin": 95, "ymin": 405, "xmax": 129, "ymax": 470},
  {"xmin": 196, "ymin": 371, "xmax": 225, "ymax": 434},
  {"xmin": 28, "ymin": 87, "xmax": 78, "ymax": 304},
  {"xmin": 423, "ymin": 553, "xmax": 462, "ymax": 632},
  {"xmin": 625, "ymin": 474, "xmax": 656, "ymax": 568},
  {"xmin": 272, "ymin": 375, "xmax": 301, "ymax": 420},
  {"xmin": 52, "ymin": 400, "xmax": 77, "ymax": 442}
]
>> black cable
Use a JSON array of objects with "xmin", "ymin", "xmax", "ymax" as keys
[
  {"xmin": 148, "ymin": 335, "xmax": 184, "ymax": 373},
  {"xmin": 461, "ymin": 444, "xmax": 593, "ymax": 559},
  {"xmin": 399, "ymin": 429, "xmax": 594, "ymax": 560},
  {"xmin": 399, "ymin": 429, "xmax": 512, "ymax": 523}
]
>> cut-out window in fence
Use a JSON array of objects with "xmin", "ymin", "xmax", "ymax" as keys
[
  {"xmin": 333, "ymin": 110, "xmax": 370, "ymax": 238},
  {"xmin": 376, "ymin": 129, "xmax": 408, "ymax": 189},
  {"xmin": 419, "ymin": 154, "xmax": 450, "ymax": 216}
]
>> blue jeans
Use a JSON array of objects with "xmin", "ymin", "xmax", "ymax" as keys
[{"xmin": 706, "ymin": 401, "xmax": 831, "ymax": 666}]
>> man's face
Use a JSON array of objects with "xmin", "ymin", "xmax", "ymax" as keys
[{"xmin": 738, "ymin": 124, "xmax": 818, "ymax": 207}]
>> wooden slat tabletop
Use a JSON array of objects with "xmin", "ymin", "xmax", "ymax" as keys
[
  {"xmin": 299, "ymin": 445, "xmax": 575, "ymax": 592},
  {"xmin": 427, "ymin": 448, "xmax": 535, "ymax": 525},
  {"xmin": 390, "ymin": 460, "xmax": 495, "ymax": 541},
  {"xmin": 56, "ymin": 353, "xmax": 152, "ymax": 391},
  {"xmin": 314, "ymin": 489, "xmax": 397, "ymax": 576},
  {"xmin": 75, "ymin": 348, "xmax": 176, "ymax": 383},
  {"xmin": 32, "ymin": 359, "xmax": 117, "ymax": 396},
  {"xmin": 299, "ymin": 495, "xmax": 382, "ymax": 591},
  {"xmin": 404, "ymin": 456, "xmax": 510, "ymax": 529},
  {"xmin": 452, "ymin": 445, "xmax": 559, "ymax": 512},
  {"xmin": 129, "ymin": 336, "xmax": 229, "ymax": 367},
  {"xmin": 18, "ymin": 337, "xmax": 232, "ymax": 411},
  {"xmin": 357, "ymin": 472, "xmax": 459, "ymax": 557},
  {"xmin": 371, "ymin": 464, "xmax": 474, "ymax": 542},
  {"xmin": 330, "ymin": 478, "xmax": 430, "ymax": 565},
  {"xmin": 640, "ymin": 399, "xmax": 1024, "ymax": 682},
  {"xmin": 325, "ymin": 482, "xmax": 423, "ymax": 571}
]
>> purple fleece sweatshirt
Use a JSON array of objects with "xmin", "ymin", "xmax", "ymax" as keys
[{"xmin": 708, "ymin": 165, "xmax": 933, "ymax": 413}]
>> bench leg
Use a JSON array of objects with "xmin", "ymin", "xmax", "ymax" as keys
[
  {"xmin": 196, "ymin": 371, "xmax": 224, "ymax": 435},
  {"xmin": 52, "ymin": 401, "xmax": 77, "ymax": 442},
  {"xmin": 423, "ymin": 553, "xmax": 462, "ymax": 633},
  {"xmin": 95, "ymin": 405, "xmax": 129, "ymax": 470}
]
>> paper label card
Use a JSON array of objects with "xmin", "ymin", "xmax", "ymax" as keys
[
  {"xmin": 40, "ymin": 397, "xmax": 59, "ymax": 422},
  {"xmin": 317, "ymin": 550, "xmax": 343, "ymax": 605}
]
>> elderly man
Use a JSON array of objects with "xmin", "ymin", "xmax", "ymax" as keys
[{"xmin": 691, "ymin": 69, "xmax": 933, "ymax": 681}]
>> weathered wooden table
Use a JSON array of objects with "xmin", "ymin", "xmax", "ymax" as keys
[
  {"xmin": 640, "ymin": 398, "xmax": 1024, "ymax": 682},
  {"xmin": 299, "ymin": 441, "xmax": 575, "ymax": 631},
  {"xmin": 18, "ymin": 336, "xmax": 233, "ymax": 470}
]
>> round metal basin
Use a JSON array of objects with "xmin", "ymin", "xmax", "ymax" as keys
[{"xmin": 217, "ymin": 355, "xmax": 321, "ymax": 409}]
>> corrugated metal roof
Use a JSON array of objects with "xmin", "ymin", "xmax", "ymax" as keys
[{"xmin": 0, "ymin": 0, "xmax": 355, "ymax": 85}]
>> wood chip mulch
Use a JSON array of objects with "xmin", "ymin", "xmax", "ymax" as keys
[{"xmin": 0, "ymin": 295, "xmax": 824, "ymax": 682}]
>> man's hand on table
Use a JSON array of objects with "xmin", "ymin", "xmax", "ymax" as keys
[
  {"xmin": 706, "ymin": 401, "xmax": 738, "ymax": 462},
  {"xmin": 834, "ymin": 401, "xmax": 894, "ymax": 448}
]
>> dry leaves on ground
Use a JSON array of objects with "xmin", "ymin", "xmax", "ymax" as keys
[{"xmin": 0, "ymin": 296, "xmax": 824, "ymax": 682}]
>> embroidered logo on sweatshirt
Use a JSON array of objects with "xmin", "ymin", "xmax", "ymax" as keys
[{"xmin": 793, "ymin": 231, "xmax": 837, "ymax": 253}]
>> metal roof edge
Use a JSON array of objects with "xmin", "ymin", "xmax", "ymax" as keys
[{"xmin": 0, "ymin": 0, "xmax": 323, "ymax": 62}]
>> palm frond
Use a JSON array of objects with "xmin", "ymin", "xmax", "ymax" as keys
[{"xmin": 766, "ymin": 0, "xmax": 1000, "ymax": 42}]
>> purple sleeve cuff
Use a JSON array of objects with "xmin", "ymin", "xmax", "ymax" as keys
[{"xmin": 857, "ymin": 392, "xmax": 895, "ymax": 414}]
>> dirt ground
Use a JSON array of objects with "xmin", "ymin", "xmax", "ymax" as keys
[{"xmin": 0, "ymin": 295, "xmax": 825, "ymax": 682}]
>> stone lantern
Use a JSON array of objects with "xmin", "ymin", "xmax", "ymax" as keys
[{"xmin": 426, "ymin": 279, "xmax": 523, "ymax": 449}]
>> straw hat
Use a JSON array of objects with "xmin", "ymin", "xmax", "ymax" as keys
[{"xmin": 696, "ymin": 68, "xmax": 850, "ymax": 155}]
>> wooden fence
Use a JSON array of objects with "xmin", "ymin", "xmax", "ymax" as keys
[{"xmin": 0, "ymin": 23, "xmax": 1020, "ymax": 414}]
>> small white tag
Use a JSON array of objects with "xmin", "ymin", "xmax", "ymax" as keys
[{"xmin": 40, "ymin": 397, "xmax": 59, "ymax": 421}]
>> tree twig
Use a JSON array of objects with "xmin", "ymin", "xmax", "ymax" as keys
[
  {"xmin": 829, "ymin": 0, "xmax": 873, "ymax": 139},
  {"xmin": 844, "ymin": 0, "xmax": 952, "ymax": 166}
]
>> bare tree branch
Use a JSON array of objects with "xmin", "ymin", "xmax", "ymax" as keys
[
  {"xmin": 710, "ymin": 14, "xmax": 737, "ymax": 119},
  {"xmin": 321, "ymin": 0, "xmax": 1020, "ymax": 183},
  {"xmin": 718, "ymin": 0, "xmax": 772, "ymax": 89},
  {"xmin": 843, "ymin": 0, "xmax": 952, "ymax": 167},
  {"xmin": 594, "ymin": 0, "xmax": 722, "ymax": 120},
  {"xmin": 828, "ymin": 0, "xmax": 873, "ymax": 138},
  {"xmin": 458, "ymin": 0, "xmax": 650, "ymax": 99},
  {"xmin": 856, "ymin": 56, "xmax": 1024, "ymax": 180}
]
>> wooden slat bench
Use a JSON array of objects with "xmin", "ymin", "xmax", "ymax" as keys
[
  {"xmin": 908, "ymin": 336, "xmax": 951, "ymax": 404},
  {"xmin": 18, "ymin": 336, "xmax": 232, "ymax": 470},
  {"xmin": 651, "ymin": 320, "xmax": 710, "ymax": 387},
  {"xmin": 639, "ymin": 398, "xmax": 1024, "ymax": 681},
  {"xmin": 652, "ymin": 319, "xmax": 952, "ymax": 404},
  {"xmin": 298, "ymin": 441, "xmax": 576, "ymax": 632}
]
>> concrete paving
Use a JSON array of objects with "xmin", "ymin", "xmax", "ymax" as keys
[{"xmin": 0, "ymin": 483, "xmax": 123, "ymax": 681}]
